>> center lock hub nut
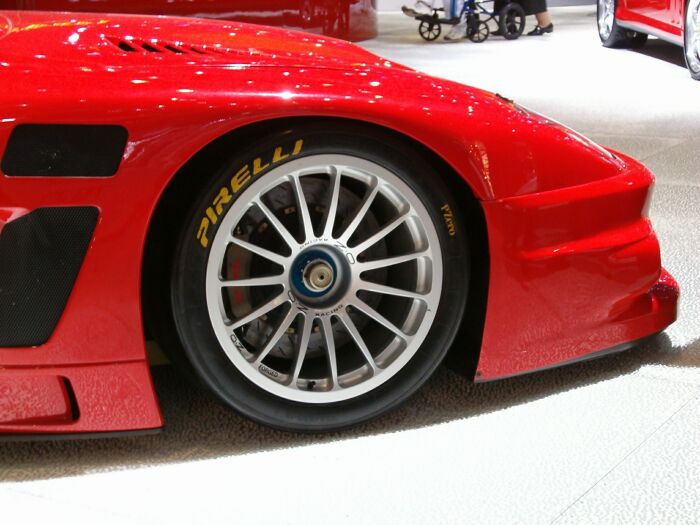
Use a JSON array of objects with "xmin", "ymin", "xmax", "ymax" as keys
[{"xmin": 289, "ymin": 246, "xmax": 350, "ymax": 307}]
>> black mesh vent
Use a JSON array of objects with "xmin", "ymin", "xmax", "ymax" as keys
[
  {"xmin": 0, "ymin": 207, "xmax": 99, "ymax": 347},
  {"xmin": 1, "ymin": 124, "xmax": 127, "ymax": 178}
]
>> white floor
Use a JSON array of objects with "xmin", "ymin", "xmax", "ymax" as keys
[{"xmin": 2, "ymin": 8, "xmax": 699, "ymax": 524}]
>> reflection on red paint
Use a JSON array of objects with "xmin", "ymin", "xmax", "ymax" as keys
[{"xmin": 0, "ymin": 0, "xmax": 378, "ymax": 41}]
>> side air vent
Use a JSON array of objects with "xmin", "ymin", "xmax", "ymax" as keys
[
  {"xmin": 0, "ymin": 207, "xmax": 99, "ymax": 347},
  {"xmin": 105, "ymin": 37, "xmax": 227, "ymax": 56},
  {"xmin": 2, "ymin": 124, "xmax": 128, "ymax": 178}
]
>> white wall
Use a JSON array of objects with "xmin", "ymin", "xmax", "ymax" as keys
[
  {"xmin": 378, "ymin": 0, "xmax": 413, "ymax": 9},
  {"xmin": 377, "ymin": 0, "xmax": 593, "ymax": 11}
]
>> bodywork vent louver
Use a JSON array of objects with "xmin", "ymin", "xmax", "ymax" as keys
[{"xmin": 105, "ymin": 37, "xmax": 227, "ymax": 56}]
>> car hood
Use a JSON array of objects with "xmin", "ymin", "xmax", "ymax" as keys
[
  {"xmin": 0, "ymin": 11, "xmax": 625, "ymax": 200},
  {"xmin": 0, "ymin": 10, "xmax": 396, "ymax": 71}
]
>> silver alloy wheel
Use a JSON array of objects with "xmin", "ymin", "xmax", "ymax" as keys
[
  {"xmin": 205, "ymin": 154, "xmax": 443, "ymax": 403},
  {"xmin": 598, "ymin": 0, "xmax": 615, "ymax": 40},
  {"xmin": 687, "ymin": 0, "xmax": 700, "ymax": 73}
]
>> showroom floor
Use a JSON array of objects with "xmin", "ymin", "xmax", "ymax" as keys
[{"xmin": 2, "ymin": 7, "xmax": 699, "ymax": 524}]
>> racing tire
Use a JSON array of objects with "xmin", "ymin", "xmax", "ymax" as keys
[
  {"xmin": 597, "ymin": 0, "xmax": 648, "ymax": 48},
  {"xmin": 169, "ymin": 123, "xmax": 469, "ymax": 432},
  {"xmin": 498, "ymin": 3, "xmax": 525, "ymax": 40},
  {"xmin": 685, "ymin": 0, "xmax": 700, "ymax": 80}
]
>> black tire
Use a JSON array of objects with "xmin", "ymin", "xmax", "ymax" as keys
[
  {"xmin": 597, "ymin": 0, "xmax": 648, "ymax": 48},
  {"xmin": 498, "ymin": 3, "xmax": 525, "ymax": 40},
  {"xmin": 419, "ymin": 17, "xmax": 442, "ymax": 40},
  {"xmin": 167, "ymin": 123, "xmax": 470, "ymax": 432},
  {"xmin": 684, "ymin": 0, "xmax": 700, "ymax": 80}
]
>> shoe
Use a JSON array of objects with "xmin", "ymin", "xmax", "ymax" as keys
[
  {"xmin": 492, "ymin": 27, "xmax": 502, "ymax": 36},
  {"xmin": 527, "ymin": 23, "xmax": 553, "ymax": 35},
  {"xmin": 445, "ymin": 21, "xmax": 468, "ymax": 40},
  {"xmin": 402, "ymin": 2, "xmax": 432, "ymax": 17}
]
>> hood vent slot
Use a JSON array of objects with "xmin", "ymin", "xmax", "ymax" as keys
[{"xmin": 105, "ymin": 37, "xmax": 227, "ymax": 57}]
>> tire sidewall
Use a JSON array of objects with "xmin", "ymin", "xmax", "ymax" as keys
[
  {"xmin": 597, "ymin": 0, "xmax": 616, "ymax": 45},
  {"xmin": 171, "ymin": 124, "xmax": 470, "ymax": 431},
  {"xmin": 685, "ymin": 0, "xmax": 700, "ymax": 79},
  {"xmin": 498, "ymin": 4, "xmax": 525, "ymax": 40}
]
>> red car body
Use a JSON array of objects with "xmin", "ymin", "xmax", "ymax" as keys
[
  {"xmin": 0, "ymin": 11, "xmax": 678, "ymax": 436},
  {"xmin": 615, "ymin": 0, "xmax": 684, "ymax": 44},
  {"xmin": 0, "ymin": 0, "xmax": 378, "ymax": 41}
]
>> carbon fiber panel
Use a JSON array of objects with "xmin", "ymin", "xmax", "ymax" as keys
[{"xmin": 0, "ymin": 207, "xmax": 98, "ymax": 347}]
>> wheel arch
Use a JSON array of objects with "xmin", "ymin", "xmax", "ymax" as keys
[{"xmin": 141, "ymin": 116, "xmax": 489, "ymax": 380}]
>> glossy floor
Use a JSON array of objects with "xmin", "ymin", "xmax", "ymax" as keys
[{"xmin": 2, "ymin": 7, "xmax": 699, "ymax": 524}]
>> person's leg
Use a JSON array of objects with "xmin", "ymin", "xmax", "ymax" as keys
[
  {"xmin": 491, "ymin": 0, "xmax": 505, "ymax": 35},
  {"xmin": 535, "ymin": 11, "xmax": 551, "ymax": 26},
  {"xmin": 445, "ymin": 0, "xmax": 469, "ymax": 40},
  {"xmin": 441, "ymin": 0, "xmax": 455, "ymax": 17},
  {"xmin": 527, "ymin": 8, "xmax": 553, "ymax": 34},
  {"xmin": 454, "ymin": 0, "xmax": 463, "ymax": 18}
]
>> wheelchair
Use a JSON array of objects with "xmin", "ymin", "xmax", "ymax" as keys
[{"xmin": 413, "ymin": 0, "xmax": 526, "ymax": 42}]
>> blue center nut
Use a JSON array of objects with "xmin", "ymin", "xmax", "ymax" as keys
[{"xmin": 289, "ymin": 247, "xmax": 350, "ymax": 306}]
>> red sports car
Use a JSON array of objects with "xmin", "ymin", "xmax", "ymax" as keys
[
  {"xmin": 597, "ymin": 0, "xmax": 700, "ymax": 79},
  {"xmin": 0, "ymin": 10, "xmax": 678, "ymax": 436},
  {"xmin": 0, "ymin": 0, "xmax": 378, "ymax": 41}
]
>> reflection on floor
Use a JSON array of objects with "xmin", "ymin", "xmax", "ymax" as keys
[{"xmin": 1, "ymin": 7, "xmax": 699, "ymax": 524}]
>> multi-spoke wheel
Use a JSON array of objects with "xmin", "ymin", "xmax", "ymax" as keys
[
  {"xmin": 469, "ymin": 21, "xmax": 490, "ymax": 43},
  {"xmin": 597, "ymin": 0, "xmax": 647, "ymax": 48},
  {"xmin": 169, "ymin": 124, "xmax": 469, "ymax": 431},
  {"xmin": 685, "ymin": 0, "xmax": 700, "ymax": 80},
  {"xmin": 419, "ymin": 17, "xmax": 442, "ymax": 41}
]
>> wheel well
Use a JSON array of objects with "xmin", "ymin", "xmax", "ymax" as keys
[{"xmin": 141, "ymin": 116, "xmax": 489, "ymax": 380}]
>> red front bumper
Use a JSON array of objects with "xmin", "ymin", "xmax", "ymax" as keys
[{"xmin": 474, "ymin": 153, "xmax": 679, "ymax": 380}]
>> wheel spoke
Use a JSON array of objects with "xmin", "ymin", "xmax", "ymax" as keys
[
  {"xmin": 358, "ymin": 280, "xmax": 426, "ymax": 300},
  {"xmin": 351, "ymin": 212, "xmax": 409, "ymax": 255},
  {"xmin": 357, "ymin": 249, "xmax": 429, "ymax": 271},
  {"xmin": 291, "ymin": 175, "xmax": 315, "ymax": 242},
  {"xmin": 289, "ymin": 314, "xmax": 313, "ymax": 385},
  {"xmin": 322, "ymin": 168, "xmax": 342, "ymax": 238},
  {"xmin": 230, "ymin": 292, "xmax": 288, "ymax": 330},
  {"xmin": 351, "ymin": 298, "xmax": 406, "ymax": 339},
  {"xmin": 253, "ymin": 307, "xmax": 298, "ymax": 365},
  {"xmin": 254, "ymin": 198, "xmax": 299, "ymax": 250},
  {"xmin": 337, "ymin": 311, "xmax": 378, "ymax": 373},
  {"xmin": 320, "ymin": 316, "xmax": 339, "ymax": 388},
  {"xmin": 221, "ymin": 275, "xmax": 285, "ymax": 288},
  {"xmin": 230, "ymin": 237, "xmax": 288, "ymax": 267},
  {"xmin": 338, "ymin": 181, "xmax": 379, "ymax": 244}
]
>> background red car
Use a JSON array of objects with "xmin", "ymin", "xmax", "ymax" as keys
[
  {"xmin": 597, "ymin": 0, "xmax": 700, "ymax": 79},
  {"xmin": 0, "ymin": 0, "xmax": 378, "ymax": 40}
]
